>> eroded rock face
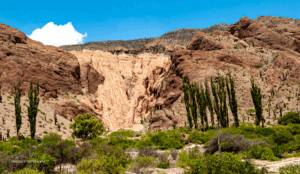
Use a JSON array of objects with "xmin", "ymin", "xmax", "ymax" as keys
[
  {"xmin": 150, "ymin": 16, "xmax": 300, "ymax": 130},
  {"xmin": 0, "ymin": 23, "xmax": 82, "ymax": 100},
  {"xmin": 80, "ymin": 62, "xmax": 105, "ymax": 94},
  {"xmin": 2, "ymin": 15, "xmax": 300, "ymax": 133},
  {"xmin": 69, "ymin": 50, "xmax": 172, "ymax": 131}
]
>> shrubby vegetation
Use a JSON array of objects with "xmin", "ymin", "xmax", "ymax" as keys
[
  {"xmin": 2, "ymin": 118, "xmax": 300, "ymax": 173},
  {"xmin": 2, "ymin": 73, "xmax": 300, "ymax": 173}
]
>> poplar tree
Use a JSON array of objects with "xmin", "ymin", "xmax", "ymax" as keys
[
  {"xmin": 189, "ymin": 82, "xmax": 199, "ymax": 129},
  {"xmin": 211, "ymin": 74, "xmax": 228, "ymax": 128},
  {"xmin": 204, "ymin": 78, "xmax": 214, "ymax": 128},
  {"xmin": 183, "ymin": 76, "xmax": 194, "ymax": 130},
  {"xmin": 14, "ymin": 77, "xmax": 22, "ymax": 138},
  {"xmin": 225, "ymin": 70, "xmax": 239, "ymax": 127},
  {"xmin": 196, "ymin": 83, "xmax": 208, "ymax": 130},
  {"xmin": 250, "ymin": 76, "xmax": 264, "ymax": 127},
  {"xmin": 28, "ymin": 80, "xmax": 40, "ymax": 139}
]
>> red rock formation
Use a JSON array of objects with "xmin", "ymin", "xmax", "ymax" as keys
[{"xmin": 0, "ymin": 23, "xmax": 82, "ymax": 100}]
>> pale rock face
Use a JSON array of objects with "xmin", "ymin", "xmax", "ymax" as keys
[{"xmin": 69, "ymin": 50, "xmax": 171, "ymax": 131}]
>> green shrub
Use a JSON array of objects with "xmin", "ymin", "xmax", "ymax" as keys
[
  {"xmin": 177, "ymin": 151, "xmax": 195, "ymax": 168},
  {"xmin": 183, "ymin": 153, "xmax": 268, "ymax": 174},
  {"xmin": 254, "ymin": 126, "xmax": 276, "ymax": 137},
  {"xmin": 247, "ymin": 145, "xmax": 280, "ymax": 161},
  {"xmin": 278, "ymin": 112, "xmax": 300, "ymax": 125},
  {"xmin": 108, "ymin": 136, "xmax": 137, "ymax": 149},
  {"xmin": 286, "ymin": 124, "xmax": 300, "ymax": 135},
  {"xmin": 272, "ymin": 131, "xmax": 295, "ymax": 145},
  {"xmin": 279, "ymin": 164, "xmax": 300, "ymax": 174},
  {"xmin": 77, "ymin": 154, "xmax": 131, "ymax": 174},
  {"xmin": 129, "ymin": 154, "xmax": 158, "ymax": 173},
  {"xmin": 70, "ymin": 113, "xmax": 104, "ymax": 141},
  {"xmin": 26, "ymin": 153, "xmax": 56, "ymax": 173},
  {"xmin": 149, "ymin": 129, "xmax": 184, "ymax": 150},
  {"xmin": 11, "ymin": 168, "xmax": 45, "ymax": 174},
  {"xmin": 77, "ymin": 145, "xmax": 132, "ymax": 174},
  {"xmin": 42, "ymin": 132, "xmax": 62, "ymax": 147},
  {"xmin": 109, "ymin": 130, "xmax": 137, "ymax": 138},
  {"xmin": 187, "ymin": 130, "xmax": 212, "ymax": 144}
]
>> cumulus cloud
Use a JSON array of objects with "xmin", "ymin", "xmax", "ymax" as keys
[{"xmin": 28, "ymin": 22, "xmax": 87, "ymax": 47}]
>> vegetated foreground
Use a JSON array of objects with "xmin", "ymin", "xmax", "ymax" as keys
[{"xmin": 1, "ymin": 15, "xmax": 300, "ymax": 173}]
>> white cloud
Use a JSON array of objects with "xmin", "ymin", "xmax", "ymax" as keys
[{"xmin": 28, "ymin": 22, "xmax": 87, "ymax": 47}]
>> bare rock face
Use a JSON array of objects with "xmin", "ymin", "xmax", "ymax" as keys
[
  {"xmin": 0, "ymin": 23, "xmax": 82, "ymax": 100},
  {"xmin": 149, "ymin": 16, "xmax": 300, "ymax": 130},
  {"xmin": 227, "ymin": 17, "xmax": 300, "ymax": 53},
  {"xmin": 187, "ymin": 31, "xmax": 225, "ymax": 51},
  {"xmin": 54, "ymin": 101, "xmax": 99, "ymax": 121},
  {"xmin": 69, "ymin": 50, "xmax": 172, "ymax": 131},
  {"xmin": 80, "ymin": 62, "xmax": 105, "ymax": 94},
  {"xmin": 149, "ymin": 109, "xmax": 182, "ymax": 131}
]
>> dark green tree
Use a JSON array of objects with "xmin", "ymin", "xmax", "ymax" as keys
[
  {"xmin": 225, "ymin": 70, "xmax": 239, "ymax": 127},
  {"xmin": 14, "ymin": 77, "xmax": 22, "ymax": 138},
  {"xmin": 196, "ymin": 83, "xmax": 208, "ymax": 130},
  {"xmin": 183, "ymin": 76, "xmax": 194, "ymax": 130},
  {"xmin": 211, "ymin": 74, "xmax": 228, "ymax": 128},
  {"xmin": 204, "ymin": 78, "xmax": 214, "ymax": 128},
  {"xmin": 69, "ymin": 113, "xmax": 104, "ymax": 141},
  {"xmin": 189, "ymin": 82, "xmax": 199, "ymax": 130},
  {"xmin": 250, "ymin": 76, "xmax": 264, "ymax": 127},
  {"xmin": 28, "ymin": 80, "xmax": 40, "ymax": 139}
]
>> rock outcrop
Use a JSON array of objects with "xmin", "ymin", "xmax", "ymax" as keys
[
  {"xmin": 2, "ymin": 15, "xmax": 300, "ymax": 133},
  {"xmin": 0, "ymin": 23, "xmax": 82, "ymax": 100}
]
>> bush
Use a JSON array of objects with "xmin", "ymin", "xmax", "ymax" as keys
[
  {"xmin": 279, "ymin": 164, "xmax": 300, "ymax": 174},
  {"xmin": 108, "ymin": 136, "xmax": 136, "ymax": 149},
  {"xmin": 150, "ymin": 129, "xmax": 184, "ymax": 150},
  {"xmin": 187, "ymin": 130, "xmax": 212, "ymax": 144},
  {"xmin": 286, "ymin": 124, "xmax": 300, "ymax": 135},
  {"xmin": 129, "ymin": 154, "xmax": 158, "ymax": 173},
  {"xmin": 11, "ymin": 168, "xmax": 45, "ymax": 174},
  {"xmin": 247, "ymin": 145, "xmax": 280, "ymax": 161},
  {"xmin": 44, "ymin": 139, "xmax": 77, "ymax": 164},
  {"xmin": 109, "ymin": 130, "xmax": 137, "ymax": 138},
  {"xmin": 183, "ymin": 153, "xmax": 268, "ymax": 174},
  {"xmin": 278, "ymin": 112, "xmax": 300, "ymax": 125},
  {"xmin": 77, "ymin": 152, "xmax": 131, "ymax": 174},
  {"xmin": 26, "ymin": 153, "xmax": 56, "ymax": 173},
  {"xmin": 138, "ymin": 146, "xmax": 158, "ymax": 157},
  {"xmin": 254, "ymin": 126, "xmax": 276, "ymax": 137},
  {"xmin": 42, "ymin": 132, "xmax": 62, "ymax": 147},
  {"xmin": 205, "ymin": 132, "xmax": 251, "ymax": 154},
  {"xmin": 272, "ymin": 131, "xmax": 295, "ymax": 145},
  {"xmin": 69, "ymin": 113, "xmax": 104, "ymax": 141}
]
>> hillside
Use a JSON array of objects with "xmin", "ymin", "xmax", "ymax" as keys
[{"xmin": 1, "ymin": 15, "xmax": 300, "ymax": 174}]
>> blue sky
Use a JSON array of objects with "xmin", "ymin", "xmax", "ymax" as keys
[{"xmin": 0, "ymin": 0, "xmax": 299, "ymax": 46}]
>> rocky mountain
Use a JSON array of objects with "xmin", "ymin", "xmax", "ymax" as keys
[{"xmin": 0, "ymin": 15, "xmax": 300, "ymax": 138}]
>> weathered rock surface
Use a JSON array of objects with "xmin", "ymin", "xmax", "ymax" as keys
[
  {"xmin": 69, "ymin": 50, "xmax": 172, "ymax": 131},
  {"xmin": 0, "ymin": 23, "xmax": 82, "ymax": 100}
]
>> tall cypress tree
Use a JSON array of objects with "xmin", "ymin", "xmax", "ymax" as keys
[
  {"xmin": 28, "ymin": 80, "xmax": 40, "ymax": 139},
  {"xmin": 197, "ymin": 83, "xmax": 208, "ymax": 130},
  {"xmin": 250, "ymin": 76, "xmax": 264, "ymax": 127},
  {"xmin": 225, "ymin": 70, "xmax": 239, "ymax": 127},
  {"xmin": 204, "ymin": 78, "xmax": 214, "ymax": 128},
  {"xmin": 189, "ymin": 82, "xmax": 199, "ymax": 130},
  {"xmin": 14, "ymin": 77, "xmax": 22, "ymax": 138},
  {"xmin": 183, "ymin": 76, "xmax": 193, "ymax": 130},
  {"xmin": 211, "ymin": 75, "xmax": 228, "ymax": 128}
]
